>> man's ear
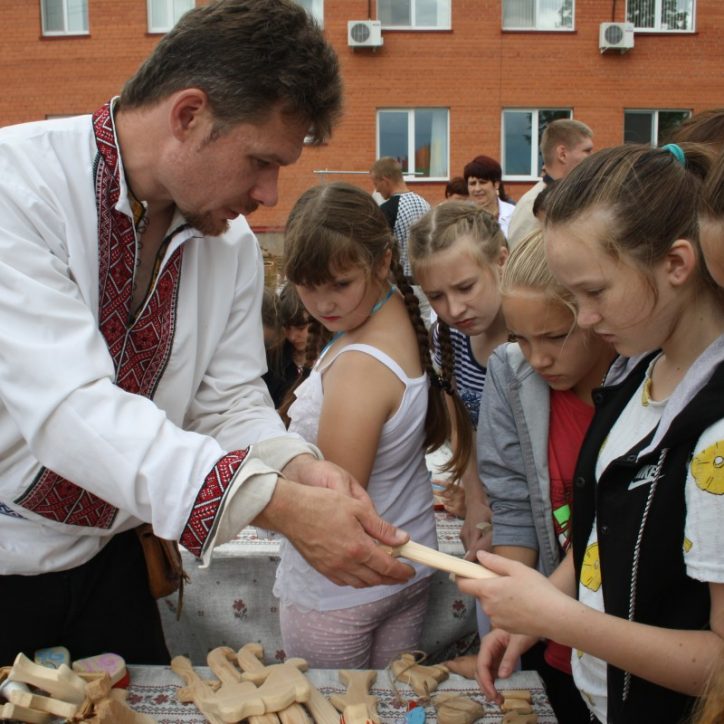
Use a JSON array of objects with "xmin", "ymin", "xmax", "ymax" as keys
[
  {"xmin": 665, "ymin": 238, "xmax": 697, "ymax": 287},
  {"xmin": 168, "ymin": 88, "xmax": 210, "ymax": 140}
]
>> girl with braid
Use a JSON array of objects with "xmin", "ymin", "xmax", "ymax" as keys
[
  {"xmin": 273, "ymin": 182, "xmax": 471, "ymax": 668},
  {"xmin": 408, "ymin": 202, "xmax": 509, "ymax": 560}
]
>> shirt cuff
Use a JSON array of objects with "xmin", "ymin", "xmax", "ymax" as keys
[{"xmin": 248, "ymin": 436, "xmax": 322, "ymax": 471}]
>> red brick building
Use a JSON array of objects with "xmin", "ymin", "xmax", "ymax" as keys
[{"xmin": 2, "ymin": 0, "xmax": 722, "ymax": 242}]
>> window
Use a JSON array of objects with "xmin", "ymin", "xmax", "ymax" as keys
[
  {"xmin": 624, "ymin": 109, "xmax": 691, "ymax": 145},
  {"xmin": 147, "ymin": 0, "xmax": 194, "ymax": 33},
  {"xmin": 626, "ymin": 0, "xmax": 695, "ymax": 31},
  {"xmin": 41, "ymin": 0, "xmax": 88, "ymax": 35},
  {"xmin": 502, "ymin": 0, "xmax": 574, "ymax": 30},
  {"xmin": 295, "ymin": 0, "xmax": 323, "ymax": 26},
  {"xmin": 502, "ymin": 108, "xmax": 571, "ymax": 180},
  {"xmin": 378, "ymin": 0, "xmax": 451, "ymax": 30},
  {"xmin": 377, "ymin": 109, "xmax": 449, "ymax": 179}
]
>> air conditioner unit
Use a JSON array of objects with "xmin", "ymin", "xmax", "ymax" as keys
[
  {"xmin": 348, "ymin": 20, "xmax": 383, "ymax": 48},
  {"xmin": 599, "ymin": 22, "xmax": 634, "ymax": 53}
]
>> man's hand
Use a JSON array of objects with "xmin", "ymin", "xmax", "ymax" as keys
[
  {"xmin": 254, "ymin": 476, "xmax": 414, "ymax": 588},
  {"xmin": 281, "ymin": 454, "xmax": 368, "ymax": 501}
]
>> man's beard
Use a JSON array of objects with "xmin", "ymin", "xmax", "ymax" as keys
[{"xmin": 181, "ymin": 210, "xmax": 229, "ymax": 237}]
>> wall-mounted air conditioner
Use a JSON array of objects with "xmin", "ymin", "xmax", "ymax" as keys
[
  {"xmin": 599, "ymin": 22, "xmax": 634, "ymax": 53},
  {"xmin": 348, "ymin": 20, "xmax": 383, "ymax": 48}
]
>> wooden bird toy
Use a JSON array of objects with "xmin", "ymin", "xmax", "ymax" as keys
[{"xmin": 390, "ymin": 654, "xmax": 449, "ymax": 698}]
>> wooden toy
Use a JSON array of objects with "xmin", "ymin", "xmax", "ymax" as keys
[
  {"xmin": 173, "ymin": 651, "xmax": 310, "ymax": 723},
  {"xmin": 384, "ymin": 541, "xmax": 497, "ymax": 581},
  {"xmin": 207, "ymin": 647, "xmax": 279, "ymax": 724},
  {"xmin": 329, "ymin": 670, "xmax": 380, "ymax": 724},
  {"xmin": 83, "ymin": 673, "xmax": 156, "ymax": 724},
  {"xmin": 501, "ymin": 712, "xmax": 538, "ymax": 723},
  {"xmin": 73, "ymin": 653, "xmax": 128, "ymax": 688},
  {"xmin": 432, "ymin": 692, "xmax": 486, "ymax": 724},
  {"xmin": 9, "ymin": 653, "xmax": 86, "ymax": 705},
  {"xmin": 237, "ymin": 646, "xmax": 339, "ymax": 724},
  {"xmin": 0, "ymin": 701, "xmax": 52, "ymax": 723},
  {"xmin": 500, "ymin": 698, "xmax": 533, "ymax": 714},
  {"xmin": 234, "ymin": 644, "xmax": 310, "ymax": 724},
  {"xmin": 390, "ymin": 653, "xmax": 449, "ymax": 698},
  {"xmin": 33, "ymin": 646, "xmax": 71, "ymax": 670},
  {"xmin": 500, "ymin": 690, "xmax": 531, "ymax": 703},
  {"xmin": 5, "ymin": 688, "xmax": 79, "ymax": 720},
  {"xmin": 171, "ymin": 656, "xmax": 227, "ymax": 724}
]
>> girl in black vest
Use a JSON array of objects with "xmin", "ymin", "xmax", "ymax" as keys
[{"xmin": 456, "ymin": 143, "xmax": 724, "ymax": 724}]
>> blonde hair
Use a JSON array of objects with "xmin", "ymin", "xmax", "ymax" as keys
[{"xmin": 501, "ymin": 230, "xmax": 576, "ymax": 321}]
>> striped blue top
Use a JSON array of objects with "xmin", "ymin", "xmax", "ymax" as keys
[{"xmin": 432, "ymin": 324, "xmax": 487, "ymax": 428}]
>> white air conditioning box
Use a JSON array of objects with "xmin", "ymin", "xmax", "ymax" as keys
[
  {"xmin": 599, "ymin": 22, "xmax": 634, "ymax": 53},
  {"xmin": 348, "ymin": 20, "xmax": 383, "ymax": 48}
]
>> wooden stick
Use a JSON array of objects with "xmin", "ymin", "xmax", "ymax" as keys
[{"xmin": 385, "ymin": 541, "xmax": 498, "ymax": 579}]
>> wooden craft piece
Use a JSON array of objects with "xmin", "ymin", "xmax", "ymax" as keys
[
  {"xmin": 384, "ymin": 541, "xmax": 498, "ymax": 580},
  {"xmin": 207, "ymin": 647, "xmax": 279, "ymax": 724},
  {"xmin": 171, "ymin": 656, "xmax": 228, "ymax": 724},
  {"xmin": 500, "ymin": 698, "xmax": 533, "ymax": 714},
  {"xmin": 501, "ymin": 712, "xmax": 537, "ymax": 723},
  {"xmin": 87, "ymin": 696, "xmax": 158, "ymax": 724},
  {"xmin": 33, "ymin": 646, "xmax": 71, "ymax": 670},
  {"xmin": 0, "ymin": 701, "xmax": 51, "ymax": 723},
  {"xmin": 500, "ymin": 690, "xmax": 531, "ymax": 703},
  {"xmin": 390, "ymin": 654, "xmax": 449, "ymax": 698},
  {"xmin": 9, "ymin": 653, "xmax": 86, "ymax": 705},
  {"xmin": 233, "ymin": 644, "xmax": 308, "ymax": 724},
  {"xmin": 0, "ymin": 678, "xmax": 30, "ymax": 701},
  {"xmin": 340, "ymin": 702, "xmax": 373, "ymax": 724},
  {"xmin": 329, "ymin": 670, "xmax": 380, "ymax": 724},
  {"xmin": 174, "ymin": 652, "xmax": 309, "ymax": 723},
  {"xmin": 237, "ymin": 647, "xmax": 338, "ymax": 724},
  {"xmin": 6, "ymin": 689, "xmax": 79, "ymax": 719},
  {"xmin": 432, "ymin": 692, "xmax": 486, "ymax": 724},
  {"xmin": 73, "ymin": 653, "xmax": 128, "ymax": 687}
]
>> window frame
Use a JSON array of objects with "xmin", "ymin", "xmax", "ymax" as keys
[
  {"xmin": 41, "ymin": 0, "xmax": 89, "ymax": 36},
  {"xmin": 623, "ymin": 109, "xmax": 692, "ymax": 146},
  {"xmin": 376, "ymin": 107, "xmax": 450, "ymax": 181},
  {"xmin": 147, "ymin": 0, "xmax": 195, "ymax": 34},
  {"xmin": 625, "ymin": 0, "xmax": 696, "ymax": 33},
  {"xmin": 377, "ymin": 0, "xmax": 451, "ymax": 31},
  {"xmin": 501, "ymin": 108, "xmax": 572, "ymax": 182},
  {"xmin": 502, "ymin": 0, "xmax": 576, "ymax": 32},
  {"xmin": 295, "ymin": 0, "xmax": 324, "ymax": 27}
]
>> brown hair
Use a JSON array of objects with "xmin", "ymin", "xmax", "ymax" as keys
[
  {"xmin": 670, "ymin": 108, "xmax": 724, "ymax": 153},
  {"xmin": 282, "ymin": 182, "xmax": 472, "ymax": 478},
  {"xmin": 702, "ymin": 150, "xmax": 724, "ymax": 222},
  {"xmin": 463, "ymin": 155, "xmax": 512, "ymax": 203},
  {"xmin": 540, "ymin": 119, "xmax": 593, "ymax": 166},
  {"xmin": 445, "ymin": 176, "xmax": 468, "ymax": 198},
  {"xmin": 545, "ymin": 143, "xmax": 721, "ymax": 298},
  {"xmin": 119, "ymin": 0, "xmax": 342, "ymax": 144},
  {"xmin": 369, "ymin": 156, "xmax": 404, "ymax": 183}
]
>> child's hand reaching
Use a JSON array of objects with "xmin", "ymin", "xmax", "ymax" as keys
[{"xmin": 436, "ymin": 480, "xmax": 466, "ymax": 517}]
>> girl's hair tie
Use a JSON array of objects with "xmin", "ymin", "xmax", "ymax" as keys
[{"xmin": 661, "ymin": 143, "xmax": 686, "ymax": 167}]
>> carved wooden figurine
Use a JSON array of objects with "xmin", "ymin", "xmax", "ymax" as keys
[
  {"xmin": 390, "ymin": 653, "xmax": 449, "ymax": 698},
  {"xmin": 9, "ymin": 653, "xmax": 86, "ymax": 705},
  {"xmin": 329, "ymin": 670, "xmax": 380, "ymax": 724},
  {"xmin": 432, "ymin": 692, "xmax": 486, "ymax": 724}
]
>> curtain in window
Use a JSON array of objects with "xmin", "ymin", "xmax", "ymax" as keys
[
  {"xmin": 67, "ymin": 0, "xmax": 87, "ymax": 32},
  {"xmin": 628, "ymin": 0, "xmax": 656, "ymax": 28},
  {"xmin": 503, "ymin": 0, "xmax": 535, "ymax": 28}
]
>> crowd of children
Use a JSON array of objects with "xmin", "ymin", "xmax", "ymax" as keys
[{"xmin": 261, "ymin": 115, "xmax": 724, "ymax": 723}]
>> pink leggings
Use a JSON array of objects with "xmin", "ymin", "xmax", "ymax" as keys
[{"xmin": 279, "ymin": 577, "xmax": 431, "ymax": 669}]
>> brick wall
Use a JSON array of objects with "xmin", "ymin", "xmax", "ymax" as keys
[{"xmin": 2, "ymin": 0, "xmax": 722, "ymax": 236}]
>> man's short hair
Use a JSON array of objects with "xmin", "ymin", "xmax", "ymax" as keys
[
  {"xmin": 370, "ymin": 157, "xmax": 404, "ymax": 182},
  {"xmin": 119, "ymin": 0, "xmax": 342, "ymax": 144},
  {"xmin": 540, "ymin": 119, "xmax": 593, "ymax": 166}
]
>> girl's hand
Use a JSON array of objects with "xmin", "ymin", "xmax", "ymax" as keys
[
  {"xmin": 439, "ymin": 481, "xmax": 466, "ymax": 518},
  {"xmin": 457, "ymin": 551, "xmax": 573, "ymax": 639},
  {"xmin": 476, "ymin": 629, "xmax": 538, "ymax": 704},
  {"xmin": 460, "ymin": 499, "xmax": 493, "ymax": 558}
]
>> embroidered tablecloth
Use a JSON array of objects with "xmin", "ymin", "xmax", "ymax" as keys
[{"xmin": 126, "ymin": 665, "xmax": 557, "ymax": 723}]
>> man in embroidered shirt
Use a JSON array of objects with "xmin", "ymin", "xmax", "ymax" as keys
[{"xmin": 0, "ymin": 0, "xmax": 412, "ymax": 665}]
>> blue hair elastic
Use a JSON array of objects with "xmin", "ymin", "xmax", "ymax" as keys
[{"xmin": 661, "ymin": 143, "xmax": 686, "ymax": 167}]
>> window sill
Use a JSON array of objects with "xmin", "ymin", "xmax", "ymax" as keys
[
  {"xmin": 41, "ymin": 31, "xmax": 90, "ymax": 38},
  {"xmin": 502, "ymin": 27, "xmax": 575, "ymax": 33}
]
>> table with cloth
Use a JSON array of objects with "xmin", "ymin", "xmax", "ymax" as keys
[
  {"xmin": 125, "ymin": 664, "xmax": 557, "ymax": 723},
  {"xmin": 160, "ymin": 510, "xmax": 477, "ymax": 666}
]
